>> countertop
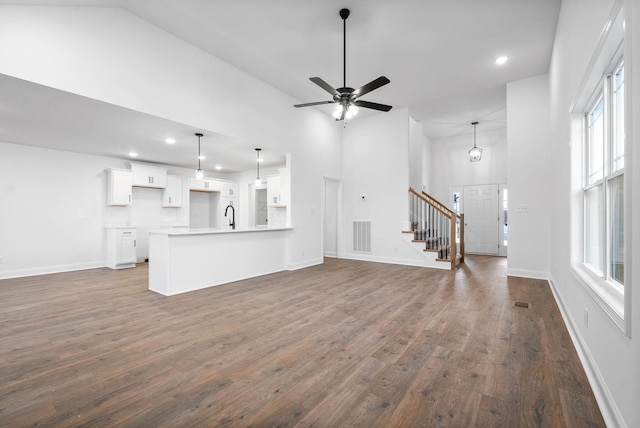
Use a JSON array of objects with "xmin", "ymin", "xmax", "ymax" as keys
[{"xmin": 149, "ymin": 226, "xmax": 292, "ymax": 236}]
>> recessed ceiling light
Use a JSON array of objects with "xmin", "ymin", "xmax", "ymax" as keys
[
  {"xmin": 215, "ymin": 165, "xmax": 222, "ymax": 170},
  {"xmin": 164, "ymin": 138, "xmax": 176, "ymax": 144},
  {"xmin": 198, "ymin": 155, "xmax": 206, "ymax": 160},
  {"xmin": 128, "ymin": 152, "xmax": 138, "ymax": 157},
  {"xmin": 495, "ymin": 56, "xmax": 508, "ymax": 65}
]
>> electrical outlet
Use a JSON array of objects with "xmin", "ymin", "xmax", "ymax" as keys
[
  {"xmin": 77, "ymin": 211, "xmax": 84, "ymax": 218},
  {"xmin": 301, "ymin": 249, "xmax": 305, "ymax": 257},
  {"xmin": 584, "ymin": 308, "xmax": 589, "ymax": 327},
  {"xmin": 0, "ymin": 256, "xmax": 4, "ymax": 264}
]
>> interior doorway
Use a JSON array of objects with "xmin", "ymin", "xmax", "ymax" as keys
[
  {"xmin": 323, "ymin": 178, "xmax": 341, "ymax": 258},
  {"xmin": 255, "ymin": 188, "xmax": 268, "ymax": 226}
]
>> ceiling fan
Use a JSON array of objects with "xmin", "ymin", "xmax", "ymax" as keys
[{"xmin": 294, "ymin": 8, "xmax": 392, "ymax": 121}]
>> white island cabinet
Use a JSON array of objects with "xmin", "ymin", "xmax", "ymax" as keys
[
  {"xmin": 148, "ymin": 227, "xmax": 291, "ymax": 296},
  {"xmin": 106, "ymin": 227, "xmax": 137, "ymax": 269}
]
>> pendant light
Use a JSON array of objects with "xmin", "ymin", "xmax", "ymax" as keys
[
  {"xmin": 255, "ymin": 148, "xmax": 262, "ymax": 185},
  {"xmin": 468, "ymin": 122, "xmax": 483, "ymax": 162},
  {"xmin": 195, "ymin": 133, "xmax": 204, "ymax": 179}
]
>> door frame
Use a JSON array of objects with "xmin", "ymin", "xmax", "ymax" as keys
[
  {"xmin": 321, "ymin": 177, "xmax": 343, "ymax": 258},
  {"xmin": 450, "ymin": 183, "xmax": 507, "ymax": 256}
]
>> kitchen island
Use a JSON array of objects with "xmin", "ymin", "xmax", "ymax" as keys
[{"xmin": 148, "ymin": 227, "xmax": 292, "ymax": 296}]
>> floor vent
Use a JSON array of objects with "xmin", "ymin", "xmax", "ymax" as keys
[
  {"xmin": 513, "ymin": 301, "xmax": 531, "ymax": 309},
  {"xmin": 353, "ymin": 221, "xmax": 371, "ymax": 253}
]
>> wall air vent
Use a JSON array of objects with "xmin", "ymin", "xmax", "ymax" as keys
[{"xmin": 353, "ymin": 221, "xmax": 371, "ymax": 253}]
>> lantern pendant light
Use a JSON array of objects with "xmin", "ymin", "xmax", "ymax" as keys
[
  {"xmin": 195, "ymin": 133, "xmax": 204, "ymax": 179},
  {"xmin": 468, "ymin": 122, "xmax": 483, "ymax": 162},
  {"xmin": 255, "ymin": 148, "xmax": 262, "ymax": 185}
]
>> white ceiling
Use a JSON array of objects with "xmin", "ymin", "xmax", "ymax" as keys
[{"xmin": 0, "ymin": 0, "xmax": 561, "ymax": 170}]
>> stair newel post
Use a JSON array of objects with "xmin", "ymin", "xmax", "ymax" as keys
[
  {"xmin": 450, "ymin": 212, "xmax": 457, "ymax": 270},
  {"xmin": 459, "ymin": 213, "xmax": 465, "ymax": 263}
]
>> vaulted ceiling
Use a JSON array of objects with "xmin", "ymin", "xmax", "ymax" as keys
[{"xmin": 0, "ymin": 0, "xmax": 561, "ymax": 170}]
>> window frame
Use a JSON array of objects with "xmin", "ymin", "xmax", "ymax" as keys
[{"xmin": 569, "ymin": 1, "xmax": 630, "ymax": 337}]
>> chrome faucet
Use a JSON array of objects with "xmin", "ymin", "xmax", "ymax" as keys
[{"xmin": 224, "ymin": 203, "xmax": 236, "ymax": 229}]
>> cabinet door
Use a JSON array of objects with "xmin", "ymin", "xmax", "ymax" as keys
[
  {"xmin": 222, "ymin": 182, "xmax": 239, "ymax": 198},
  {"xmin": 267, "ymin": 175, "xmax": 282, "ymax": 206},
  {"xmin": 189, "ymin": 178, "xmax": 221, "ymax": 192},
  {"xmin": 107, "ymin": 169, "xmax": 132, "ymax": 206},
  {"xmin": 162, "ymin": 176, "xmax": 183, "ymax": 207},
  {"xmin": 117, "ymin": 237, "xmax": 137, "ymax": 264},
  {"xmin": 132, "ymin": 164, "xmax": 167, "ymax": 188}
]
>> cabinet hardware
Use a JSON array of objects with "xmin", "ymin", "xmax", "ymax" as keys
[
  {"xmin": 123, "ymin": 231, "xmax": 132, "ymax": 234},
  {"xmin": 129, "ymin": 195, "xmax": 131, "ymax": 202},
  {"xmin": 134, "ymin": 240, "xmax": 136, "ymax": 247},
  {"xmin": 169, "ymin": 197, "xmax": 172, "ymax": 204}
]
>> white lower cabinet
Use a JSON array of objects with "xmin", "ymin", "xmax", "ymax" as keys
[{"xmin": 106, "ymin": 227, "xmax": 137, "ymax": 269}]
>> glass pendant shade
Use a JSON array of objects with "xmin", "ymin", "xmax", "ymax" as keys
[
  {"xmin": 332, "ymin": 102, "xmax": 359, "ymax": 121},
  {"xmin": 469, "ymin": 146, "xmax": 483, "ymax": 162}
]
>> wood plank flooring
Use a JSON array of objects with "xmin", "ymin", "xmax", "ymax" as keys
[{"xmin": 0, "ymin": 256, "xmax": 604, "ymax": 427}]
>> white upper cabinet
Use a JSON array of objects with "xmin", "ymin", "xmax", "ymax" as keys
[
  {"xmin": 131, "ymin": 163, "xmax": 167, "ymax": 188},
  {"xmin": 107, "ymin": 168, "xmax": 132, "ymax": 206},
  {"xmin": 162, "ymin": 175, "xmax": 183, "ymax": 207},
  {"xmin": 221, "ymin": 182, "xmax": 239, "ymax": 198},
  {"xmin": 189, "ymin": 178, "xmax": 221, "ymax": 192},
  {"xmin": 267, "ymin": 175, "xmax": 285, "ymax": 207}
]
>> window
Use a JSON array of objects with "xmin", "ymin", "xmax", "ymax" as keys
[
  {"xmin": 570, "ymin": 4, "xmax": 628, "ymax": 335},
  {"xmin": 583, "ymin": 61, "xmax": 624, "ymax": 288}
]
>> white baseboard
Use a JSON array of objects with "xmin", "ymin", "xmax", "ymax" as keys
[
  {"xmin": 0, "ymin": 261, "xmax": 106, "ymax": 280},
  {"xmin": 547, "ymin": 276, "xmax": 626, "ymax": 428},
  {"xmin": 506, "ymin": 267, "xmax": 550, "ymax": 280},
  {"xmin": 287, "ymin": 257, "xmax": 324, "ymax": 271},
  {"xmin": 341, "ymin": 252, "xmax": 450, "ymax": 270}
]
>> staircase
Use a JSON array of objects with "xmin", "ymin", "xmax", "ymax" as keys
[{"xmin": 402, "ymin": 188, "xmax": 464, "ymax": 270}]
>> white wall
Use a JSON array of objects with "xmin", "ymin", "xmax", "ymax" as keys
[
  {"xmin": 547, "ymin": 0, "xmax": 640, "ymax": 426},
  {"xmin": 408, "ymin": 117, "xmax": 423, "ymax": 191},
  {"xmin": 342, "ymin": 107, "xmax": 425, "ymax": 265},
  {"xmin": 0, "ymin": 142, "xmax": 126, "ymax": 276},
  {"xmin": 429, "ymin": 127, "xmax": 507, "ymax": 205},
  {"xmin": 0, "ymin": 5, "xmax": 342, "ymax": 275},
  {"xmin": 506, "ymin": 74, "xmax": 551, "ymax": 278}
]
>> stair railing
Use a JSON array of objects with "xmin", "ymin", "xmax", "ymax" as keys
[{"xmin": 408, "ymin": 188, "xmax": 465, "ymax": 269}]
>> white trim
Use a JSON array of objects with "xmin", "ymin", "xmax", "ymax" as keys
[
  {"xmin": 547, "ymin": 276, "xmax": 627, "ymax": 428},
  {"xmin": 569, "ymin": 0, "xmax": 624, "ymax": 112},
  {"xmin": 0, "ymin": 261, "xmax": 106, "ymax": 280},
  {"xmin": 341, "ymin": 252, "xmax": 451, "ymax": 270},
  {"xmin": 286, "ymin": 257, "xmax": 324, "ymax": 271},
  {"xmin": 571, "ymin": 264, "xmax": 625, "ymax": 331},
  {"xmin": 505, "ymin": 268, "xmax": 549, "ymax": 280}
]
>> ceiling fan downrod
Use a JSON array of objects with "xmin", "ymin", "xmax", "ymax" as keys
[{"xmin": 340, "ymin": 8, "xmax": 350, "ymax": 89}]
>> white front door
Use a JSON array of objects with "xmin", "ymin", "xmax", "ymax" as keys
[{"xmin": 464, "ymin": 184, "xmax": 499, "ymax": 254}]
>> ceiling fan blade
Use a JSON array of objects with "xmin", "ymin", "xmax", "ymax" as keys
[
  {"xmin": 310, "ymin": 77, "xmax": 340, "ymax": 97},
  {"xmin": 294, "ymin": 100, "xmax": 335, "ymax": 108},
  {"xmin": 354, "ymin": 100, "xmax": 393, "ymax": 112},
  {"xmin": 353, "ymin": 76, "xmax": 390, "ymax": 98}
]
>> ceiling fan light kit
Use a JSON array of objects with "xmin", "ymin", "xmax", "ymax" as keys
[{"xmin": 294, "ymin": 8, "xmax": 392, "ymax": 121}]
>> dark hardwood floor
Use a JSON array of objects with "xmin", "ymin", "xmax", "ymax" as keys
[{"xmin": 0, "ymin": 256, "xmax": 604, "ymax": 427}]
